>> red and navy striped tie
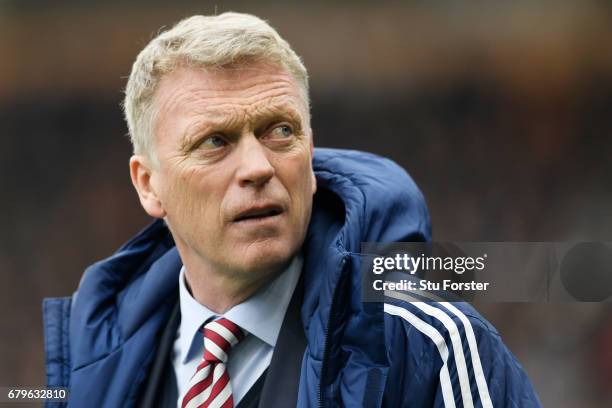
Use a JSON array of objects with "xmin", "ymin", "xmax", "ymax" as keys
[{"xmin": 181, "ymin": 318, "xmax": 246, "ymax": 408}]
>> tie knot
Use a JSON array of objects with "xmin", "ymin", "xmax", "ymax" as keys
[{"xmin": 201, "ymin": 318, "xmax": 245, "ymax": 364}]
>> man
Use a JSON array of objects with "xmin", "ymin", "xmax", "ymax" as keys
[{"xmin": 43, "ymin": 12, "xmax": 541, "ymax": 408}]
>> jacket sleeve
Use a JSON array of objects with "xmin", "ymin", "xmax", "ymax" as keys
[
  {"xmin": 42, "ymin": 297, "xmax": 72, "ymax": 408},
  {"xmin": 383, "ymin": 300, "xmax": 542, "ymax": 408}
]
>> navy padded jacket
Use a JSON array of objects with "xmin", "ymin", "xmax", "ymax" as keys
[{"xmin": 43, "ymin": 148, "xmax": 541, "ymax": 407}]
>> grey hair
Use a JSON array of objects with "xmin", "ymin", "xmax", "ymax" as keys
[{"xmin": 123, "ymin": 12, "xmax": 310, "ymax": 162}]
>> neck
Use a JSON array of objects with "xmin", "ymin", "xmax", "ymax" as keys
[{"xmin": 183, "ymin": 264, "xmax": 275, "ymax": 314}]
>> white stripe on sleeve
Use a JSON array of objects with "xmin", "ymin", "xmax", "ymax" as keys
[
  {"xmin": 384, "ymin": 303, "xmax": 457, "ymax": 408},
  {"xmin": 410, "ymin": 302, "xmax": 475, "ymax": 408},
  {"xmin": 440, "ymin": 302, "xmax": 493, "ymax": 408}
]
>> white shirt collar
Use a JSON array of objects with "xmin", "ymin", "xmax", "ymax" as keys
[{"xmin": 177, "ymin": 255, "xmax": 302, "ymax": 364}]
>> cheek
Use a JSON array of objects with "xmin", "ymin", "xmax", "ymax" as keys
[
  {"xmin": 162, "ymin": 169, "xmax": 196, "ymax": 214},
  {"xmin": 297, "ymin": 153, "xmax": 315, "ymax": 196},
  {"xmin": 161, "ymin": 166, "xmax": 219, "ymax": 225},
  {"xmin": 280, "ymin": 152, "xmax": 315, "ymax": 213}
]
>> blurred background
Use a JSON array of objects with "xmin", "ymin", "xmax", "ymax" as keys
[{"xmin": 1, "ymin": 0, "xmax": 611, "ymax": 406}]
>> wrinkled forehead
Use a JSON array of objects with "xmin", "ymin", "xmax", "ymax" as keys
[{"xmin": 153, "ymin": 62, "xmax": 309, "ymax": 131}]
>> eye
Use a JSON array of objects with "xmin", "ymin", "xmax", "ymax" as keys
[
  {"xmin": 268, "ymin": 124, "xmax": 294, "ymax": 139},
  {"xmin": 198, "ymin": 134, "xmax": 227, "ymax": 149}
]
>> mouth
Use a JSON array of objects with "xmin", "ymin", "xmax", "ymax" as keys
[{"xmin": 233, "ymin": 204, "xmax": 284, "ymax": 223}]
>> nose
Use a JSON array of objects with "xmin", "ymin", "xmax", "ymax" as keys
[{"xmin": 235, "ymin": 134, "xmax": 275, "ymax": 188}]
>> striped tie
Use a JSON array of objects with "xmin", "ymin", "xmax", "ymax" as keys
[{"xmin": 181, "ymin": 318, "xmax": 246, "ymax": 408}]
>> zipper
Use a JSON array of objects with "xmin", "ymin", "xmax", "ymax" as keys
[{"xmin": 318, "ymin": 256, "xmax": 348, "ymax": 407}]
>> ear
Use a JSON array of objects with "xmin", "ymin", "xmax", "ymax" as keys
[
  {"xmin": 129, "ymin": 155, "xmax": 166, "ymax": 218},
  {"xmin": 309, "ymin": 136, "xmax": 317, "ymax": 195}
]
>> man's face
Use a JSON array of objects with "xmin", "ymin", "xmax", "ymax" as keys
[{"xmin": 143, "ymin": 61, "xmax": 316, "ymax": 278}]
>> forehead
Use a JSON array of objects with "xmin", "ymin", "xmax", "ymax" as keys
[{"xmin": 153, "ymin": 62, "xmax": 306, "ymax": 134}]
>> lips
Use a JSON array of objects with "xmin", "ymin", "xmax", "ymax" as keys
[{"xmin": 233, "ymin": 204, "xmax": 284, "ymax": 222}]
